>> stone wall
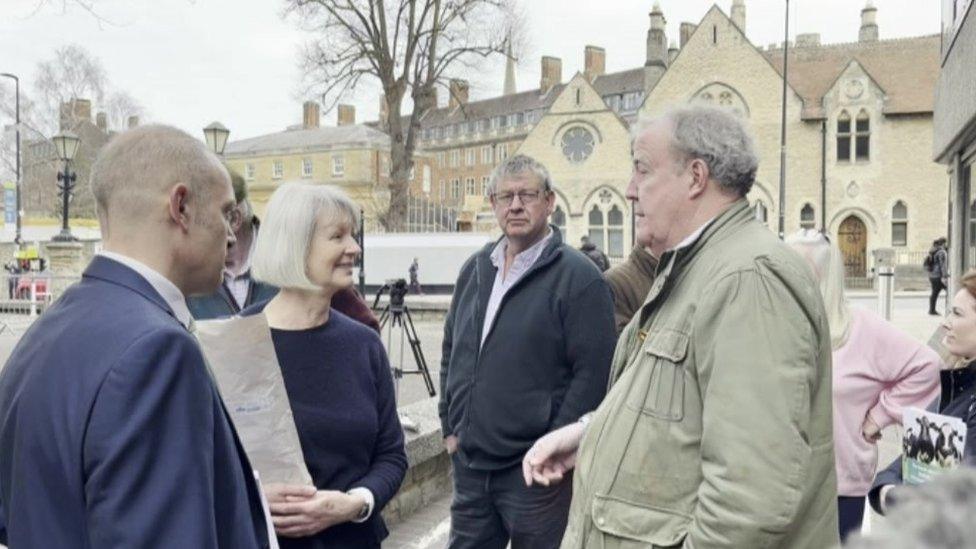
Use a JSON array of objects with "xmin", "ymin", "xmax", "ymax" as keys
[{"xmin": 382, "ymin": 397, "xmax": 452, "ymax": 525}]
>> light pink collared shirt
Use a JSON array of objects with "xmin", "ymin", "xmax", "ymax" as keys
[{"xmin": 481, "ymin": 230, "xmax": 554, "ymax": 347}]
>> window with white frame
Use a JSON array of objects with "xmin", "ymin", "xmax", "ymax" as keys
[
  {"xmin": 588, "ymin": 205, "xmax": 606, "ymax": 253},
  {"xmin": 465, "ymin": 177, "xmax": 475, "ymax": 195},
  {"xmin": 245, "ymin": 163, "xmax": 255, "ymax": 181},
  {"xmin": 332, "ymin": 155, "xmax": 345, "ymax": 177},
  {"xmin": 437, "ymin": 152, "xmax": 445, "ymax": 167},
  {"xmin": 891, "ymin": 201, "xmax": 908, "ymax": 246},
  {"xmin": 272, "ymin": 160, "xmax": 283, "ymax": 179},
  {"xmin": 498, "ymin": 144, "xmax": 508, "ymax": 162},
  {"xmin": 481, "ymin": 176, "xmax": 490, "ymax": 196},
  {"xmin": 855, "ymin": 110, "xmax": 871, "ymax": 161},
  {"xmin": 588, "ymin": 201, "xmax": 625, "ymax": 258},
  {"xmin": 450, "ymin": 149, "xmax": 460, "ymax": 167},
  {"xmin": 451, "ymin": 179, "xmax": 461, "ymax": 200},
  {"xmin": 466, "ymin": 148, "xmax": 476, "ymax": 166},
  {"xmin": 422, "ymin": 166, "xmax": 431, "ymax": 194},
  {"xmin": 800, "ymin": 203, "xmax": 815, "ymax": 229},
  {"xmin": 302, "ymin": 158, "xmax": 313, "ymax": 178},
  {"xmin": 481, "ymin": 146, "xmax": 492, "ymax": 165},
  {"xmin": 837, "ymin": 111, "xmax": 852, "ymax": 162}
]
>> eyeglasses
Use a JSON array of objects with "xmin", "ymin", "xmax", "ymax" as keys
[{"xmin": 492, "ymin": 190, "xmax": 546, "ymax": 207}]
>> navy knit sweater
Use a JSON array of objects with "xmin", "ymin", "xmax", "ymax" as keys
[{"xmin": 242, "ymin": 304, "xmax": 407, "ymax": 548}]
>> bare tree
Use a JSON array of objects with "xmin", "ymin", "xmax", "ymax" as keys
[
  {"xmin": 286, "ymin": 0, "xmax": 525, "ymax": 230},
  {"xmin": 33, "ymin": 44, "xmax": 107, "ymax": 135},
  {"xmin": 104, "ymin": 91, "xmax": 145, "ymax": 131}
]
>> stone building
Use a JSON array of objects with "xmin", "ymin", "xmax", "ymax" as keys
[
  {"xmin": 409, "ymin": 1, "xmax": 945, "ymax": 274},
  {"xmin": 21, "ymin": 99, "xmax": 119, "ymax": 220},
  {"xmin": 642, "ymin": 2, "xmax": 945, "ymax": 277},
  {"xmin": 935, "ymin": 0, "xmax": 976, "ymax": 286},
  {"xmin": 224, "ymin": 102, "xmax": 434, "ymax": 231}
]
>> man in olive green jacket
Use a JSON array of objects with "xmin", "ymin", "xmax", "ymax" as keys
[{"xmin": 523, "ymin": 105, "xmax": 838, "ymax": 548}]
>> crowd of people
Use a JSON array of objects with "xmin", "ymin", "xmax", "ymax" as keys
[{"xmin": 0, "ymin": 104, "xmax": 969, "ymax": 548}]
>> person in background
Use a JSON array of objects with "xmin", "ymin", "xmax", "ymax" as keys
[
  {"xmin": 187, "ymin": 170, "xmax": 380, "ymax": 333},
  {"xmin": 926, "ymin": 237, "xmax": 949, "ymax": 316},
  {"xmin": 408, "ymin": 257, "xmax": 423, "ymax": 294},
  {"xmin": 243, "ymin": 182, "xmax": 406, "ymax": 548},
  {"xmin": 869, "ymin": 268, "xmax": 976, "ymax": 518},
  {"xmin": 786, "ymin": 229, "xmax": 941, "ymax": 542},
  {"xmin": 603, "ymin": 245, "xmax": 657, "ymax": 334},
  {"xmin": 578, "ymin": 235, "xmax": 609, "ymax": 272}
]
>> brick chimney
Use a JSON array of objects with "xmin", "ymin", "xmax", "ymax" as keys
[
  {"xmin": 127, "ymin": 116, "xmax": 139, "ymax": 129},
  {"xmin": 303, "ymin": 101, "xmax": 321, "ymax": 129},
  {"xmin": 540, "ymin": 56, "xmax": 562, "ymax": 95},
  {"xmin": 95, "ymin": 112, "xmax": 107, "ymax": 132},
  {"xmin": 859, "ymin": 1, "xmax": 879, "ymax": 42},
  {"xmin": 796, "ymin": 33, "xmax": 821, "ymax": 48},
  {"xmin": 59, "ymin": 98, "xmax": 92, "ymax": 130},
  {"xmin": 449, "ymin": 79, "xmax": 469, "ymax": 109},
  {"xmin": 584, "ymin": 45, "xmax": 606, "ymax": 83},
  {"xmin": 337, "ymin": 104, "xmax": 356, "ymax": 126},
  {"xmin": 731, "ymin": 0, "xmax": 746, "ymax": 34},
  {"xmin": 680, "ymin": 22, "xmax": 697, "ymax": 49}
]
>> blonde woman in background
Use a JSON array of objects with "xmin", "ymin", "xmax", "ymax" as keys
[{"xmin": 786, "ymin": 229, "xmax": 941, "ymax": 542}]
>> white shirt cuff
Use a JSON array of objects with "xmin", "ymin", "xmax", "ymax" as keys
[{"xmin": 347, "ymin": 487, "xmax": 375, "ymax": 523}]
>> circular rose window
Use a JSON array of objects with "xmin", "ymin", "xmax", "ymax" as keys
[{"xmin": 561, "ymin": 127, "xmax": 595, "ymax": 163}]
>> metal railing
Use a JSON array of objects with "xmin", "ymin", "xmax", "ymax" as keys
[
  {"xmin": 894, "ymin": 249, "xmax": 928, "ymax": 266},
  {"xmin": 0, "ymin": 274, "xmax": 82, "ymax": 318},
  {"xmin": 381, "ymin": 196, "xmax": 461, "ymax": 233}
]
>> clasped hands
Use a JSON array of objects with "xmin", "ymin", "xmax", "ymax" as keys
[{"xmin": 263, "ymin": 484, "xmax": 367, "ymax": 538}]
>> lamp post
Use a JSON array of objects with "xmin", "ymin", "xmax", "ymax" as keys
[
  {"xmin": 51, "ymin": 131, "xmax": 80, "ymax": 242},
  {"xmin": 203, "ymin": 121, "xmax": 230, "ymax": 156},
  {"xmin": 777, "ymin": 0, "xmax": 790, "ymax": 240},
  {"xmin": 1, "ymin": 73, "xmax": 22, "ymax": 247}
]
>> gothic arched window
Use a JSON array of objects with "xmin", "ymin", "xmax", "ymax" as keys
[{"xmin": 891, "ymin": 201, "xmax": 908, "ymax": 246}]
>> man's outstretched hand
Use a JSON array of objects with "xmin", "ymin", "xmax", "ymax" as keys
[{"xmin": 522, "ymin": 422, "xmax": 586, "ymax": 487}]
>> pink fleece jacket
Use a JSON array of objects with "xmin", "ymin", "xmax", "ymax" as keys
[{"xmin": 832, "ymin": 306, "xmax": 942, "ymax": 496}]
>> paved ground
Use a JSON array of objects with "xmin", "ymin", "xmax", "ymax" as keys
[{"xmin": 0, "ymin": 293, "xmax": 945, "ymax": 547}]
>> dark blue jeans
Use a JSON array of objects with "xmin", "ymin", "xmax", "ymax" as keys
[
  {"xmin": 838, "ymin": 495, "xmax": 865, "ymax": 542},
  {"xmin": 448, "ymin": 455, "xmax": 572, "ymax": 549}
]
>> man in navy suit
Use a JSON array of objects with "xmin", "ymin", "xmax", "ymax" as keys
[{"xmin": 0, "ymin": 125, "xmax": 274, "ymax": 547}]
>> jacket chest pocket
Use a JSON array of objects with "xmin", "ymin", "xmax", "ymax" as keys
[{"xmin": 626, "ymin": 328, "xmax": 689, "ymax": 422}]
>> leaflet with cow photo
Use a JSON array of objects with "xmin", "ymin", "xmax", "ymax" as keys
[{"xmin": 901, "ymin": 407, "xmax": 966, "ymax": 485}]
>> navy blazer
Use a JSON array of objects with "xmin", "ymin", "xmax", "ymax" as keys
[{"xmin": 0, "ymin": 256, "xmax": 270, "ymax": 548}]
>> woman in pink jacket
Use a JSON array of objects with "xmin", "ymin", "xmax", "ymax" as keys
[{"xmin": 787, "ymin": 230, "xmax": 941, "ymax": 542}]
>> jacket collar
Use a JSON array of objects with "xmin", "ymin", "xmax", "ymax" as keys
[
  {"xmin": 83, "ymin": 255, "xmax": 179, "ymax": 324},
  {"xmin": 637, "ymin": 199, "xmax": 752, "ymax": 327},
  {"xmin": 474, "ymin": 225, "xmax": 565, "ymax": 329}
]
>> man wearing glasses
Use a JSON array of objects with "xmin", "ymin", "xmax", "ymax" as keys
[
  {"xmin": 187, "ymin": 167, "xmax": 277, "ymax": 319},
  {"xmin": 439, "ymin": 154, "xmax": 616, "ymax": 548}
]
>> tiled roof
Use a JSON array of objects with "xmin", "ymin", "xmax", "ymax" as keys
[
  {"xmin": 418, "ymin": 67, "xmax": 653, "ymax": 128},
  {"xmin": 764, "ymin": 35, "xmax": 941, "ymax": 119},
  {"xmin": 224, "ymin": 124, "xmax": 389, "ymax": 156}
]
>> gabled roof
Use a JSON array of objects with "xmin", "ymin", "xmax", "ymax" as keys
[
  {"xmin": 593, "ymin": 68, "xmax": 646, "ymax": 96},
  {"xmin": 764, "ymin": 34, "xmax": 941, "ymax": 119},
  {"xmin": 224, "ymin": 124, "xmax": 389, "ymax": 156}
]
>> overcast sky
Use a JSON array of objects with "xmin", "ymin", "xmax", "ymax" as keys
[{"xmin": 0, "ymin": 0, "xmax": 942, "ymax": 142}]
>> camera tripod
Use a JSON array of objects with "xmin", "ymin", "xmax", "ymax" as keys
[{"xmin": 373, "ymin": 283, "xmax": 436, "ymax": 399}]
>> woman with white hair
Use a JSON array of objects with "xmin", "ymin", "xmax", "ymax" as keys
[
  {"xmin": 786, "ymin": 229, "xmax": 940, "ymax": 542},
  {"xmin": 243, "ymin": 183, "xmax": 406, "ymax": 548}
]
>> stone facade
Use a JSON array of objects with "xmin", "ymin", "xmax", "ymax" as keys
[
  {"xmin": 643, "ymin": 5, "xmax": 946, "ymax": 275},
  {"xmin": 516, "ymin": 73, "xmax": 634, "ymax": 257}
]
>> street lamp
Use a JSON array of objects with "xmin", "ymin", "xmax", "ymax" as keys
[
  {"xmin": 203, "ymin": 121, "xmax": 230, "ymax": 155},
  {"xmin": 52, "ymin": 131, "xmax": 80, "ymax": 242},
  {"xmin": 0, "ymin": 73, "xmax": 22, "ymax": 247}
]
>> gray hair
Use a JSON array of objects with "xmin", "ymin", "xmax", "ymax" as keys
[
  {"xmin": 785, "ymin": 229, "xmax": 851, "ymax": 350},
  {"xmin": 633, "ymin": 105, "xmax": 759, "ymax": 197},
  {"xmin": 846, "ymin": 467, "xmax": 976, "ymax": 549},
  {"xmin": 251, "ymin": 183, "xmax": 360, "ymax": 291},
  {"xmin": 487, "ymin": 154, "xmax": 553, "ymax": 196},
  {"xmin": 90, "ymin": 124, "xmax": 227, "ymax": 235}
]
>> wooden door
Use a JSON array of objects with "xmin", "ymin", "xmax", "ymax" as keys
[{"xmin": 838, "ymin": 215, "xmax": 867, "ymax": 278}]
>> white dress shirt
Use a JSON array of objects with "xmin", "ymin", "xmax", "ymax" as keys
[
  {"xmin": 481, "ymin": 230, "xmax": 554, "ymax": 346},
  {"xmin": 98, "ymin": 251, "xmax": 193, "ymax": 329}
]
